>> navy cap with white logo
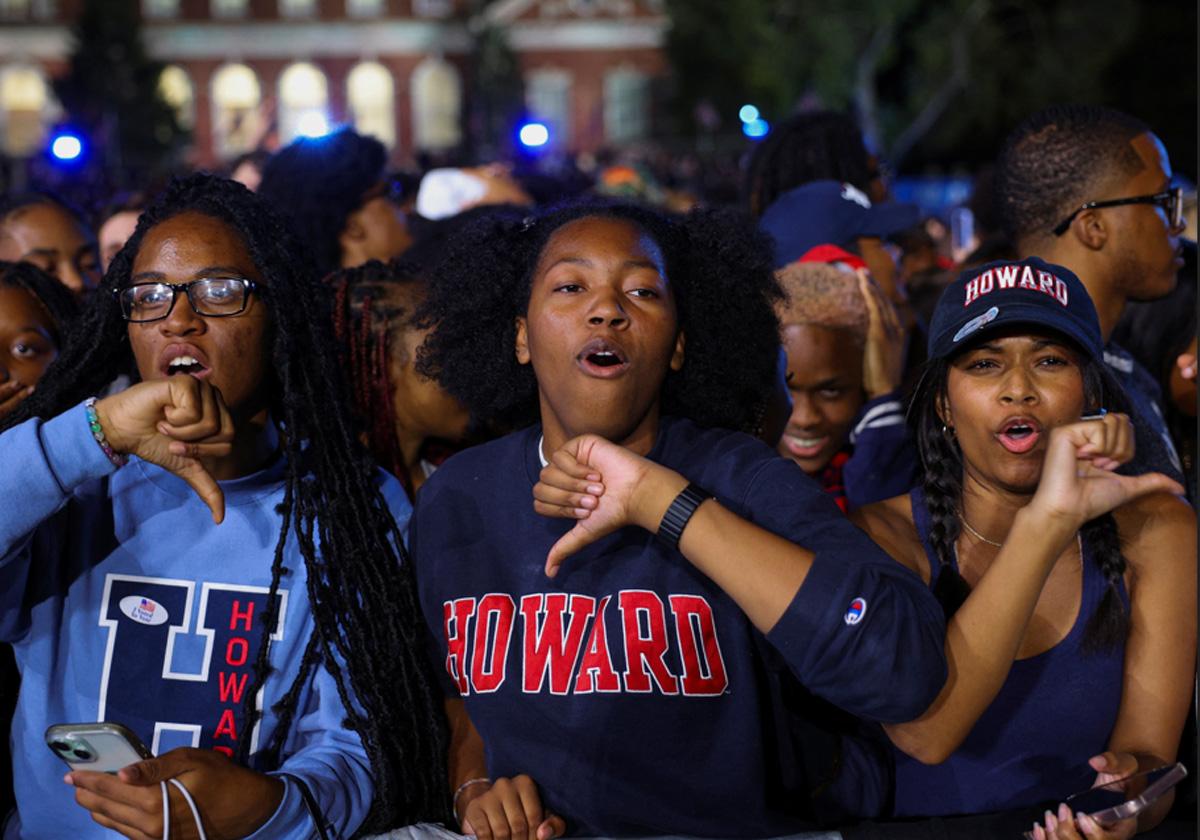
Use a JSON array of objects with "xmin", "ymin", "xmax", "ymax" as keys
[{"xmin": 927, "ymin": 257, "xmax": 1104, "ymax": 361}]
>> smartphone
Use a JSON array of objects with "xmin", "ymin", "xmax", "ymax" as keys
[
  {"xmin": 1022, "ymin": 763, "xmax": 1187, "ymax": 836},
  {"xmin": 45, "ymin": 722, "xmax": 153, "ymax": 774}
]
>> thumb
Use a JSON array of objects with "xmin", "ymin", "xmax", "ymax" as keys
[
  {"xmin": 118, "ymin": 752, "xmax": 189, "ymax": 786},
  {"xmin": 538, "ymin": 813, "xmax": 567, "ymax": 839},
  {"xmin": 545, "ymin": 524, "xmax": 590, "ymax": 578},
  {"xmin": 460, "ymin": 816, "xmax": 474, "ymax": 836},
  {"xmin": 177, "ymin": 459, "xmax": 226, "ymax": 524},
  {"xmin": 1117, "ymin": 471, "xmax": 1185, "ymax": 503}
]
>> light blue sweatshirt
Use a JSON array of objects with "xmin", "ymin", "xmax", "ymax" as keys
[{"xmin": 0, "ymin": 401, "xmax": 411, "ymax": 838}]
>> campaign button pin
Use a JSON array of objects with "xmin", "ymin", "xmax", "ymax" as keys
[{"xmin": 953, "ymin": 305, "xmax": 1000, "ymax": 343}]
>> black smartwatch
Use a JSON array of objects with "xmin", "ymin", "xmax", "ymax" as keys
[{"xmin": 656, "ymin": 483, "xmax": 713, "ymax": 550}]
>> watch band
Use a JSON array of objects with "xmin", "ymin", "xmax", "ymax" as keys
[{"xmin": 656, "ymin": 483, "xmax": 712, "ymax": 550}]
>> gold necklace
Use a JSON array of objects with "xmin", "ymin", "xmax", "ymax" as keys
[{"xmin": 960, "ymin": 516, "xmax": 1003, "ymax": 547}]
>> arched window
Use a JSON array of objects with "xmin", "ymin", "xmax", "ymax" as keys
[
  {"xmin": 526, "ymin": 69, "xmax": 571, "ymax": 150},
  {"xmin": 210, "ymin": 63, "xmax": 261, "ymax": 160},
  {"xmin": 603, "ymin": 68, "xmax": 649, "ymax": 144},
  {"xmin": 158, "ymin": 65, "xmax": 194, "ymax": 130},
  {"xmin": 277, "ymin": 62, "xmax": 329, "ymax": 144},
  {"xmin": 347, "ymin": 62, "xmax": 395, "ymax": 149},
  {"xmin": 0, "ymin": 65, "xmax": 51, "ymax": 156},
  {"xmin": 410, "ymin": 57, "xmax": 461, "ymax": 151}
]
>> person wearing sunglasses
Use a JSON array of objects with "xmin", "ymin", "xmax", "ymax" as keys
[{"xmin": 995, "ymin": 105, "xmax": 1187, "ymax": 487}]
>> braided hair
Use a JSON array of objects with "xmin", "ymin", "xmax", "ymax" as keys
[
  {"xmin": 416, "ymin": 200, "xmax": 783, "ymax": 435},
  {"xmin": 743, "ymin": 111, "xmax": 876, "ymax": 218},
  {"xmin": 329, "ymin": 259, "xmax": 428, "ymax": 498},
  {"xmin": 909, "ymin": 343, "xmax": 1132, "ymax": 653},
  {"xmin": 0, "ymin": 261, "xmax": 81, "ymax": 341},
  {"xmin": 2, "ymin": 174, "xmax": 450, "ymax": 831}
]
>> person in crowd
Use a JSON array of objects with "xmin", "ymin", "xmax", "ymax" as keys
[
  {"xmin": 257, "ymin": 129, "xmax": 413, "ymax": 278},
  {"xmin": 994, "ymin": 104, "xmax": 1187, "ymax": 485},
  {"xmin": 0, "ymin": 193, "xmax": 100, "ymax": 296},
  {"xmin": 227, "ymin": 149, "xmax": 272, "ymax": 193},
  {"xmin": 851, "ymin": 258, "xmax": 1194, "ymax": 838},
  {"xmin": 412, "ymin": 200, "xmax": 947, "ymax": 837},
  {"xmin": 0, "ymin": 260, "xmax": 79, "ymax": 817},
  {"xmin": 774, "ymin": 258, "xmax": 916, "ymax": 511},
  {"xmin": 328, "ymin": 257, "xmax": 471, "ymax": 499},
  {"xmin": 0, "ymin": 261, "xmax": 79, "ymax": 422},
  {"xmin": 0, "ymin": 173, "xmax": 449, "ymax": 838},
  {"xmin": 97, "ymin": 192, "xmax": 147, "ymax": 272}
]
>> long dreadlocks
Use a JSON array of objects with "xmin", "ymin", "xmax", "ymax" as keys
[{"xmin": 2, "ymin": 173, "xmax": 450, "ymax": 831}]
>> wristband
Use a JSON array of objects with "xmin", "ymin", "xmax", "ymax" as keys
[
  {"xmin": 84, "ymin": 397, "xmax": 127, "ymax": 468},
  {"xmin": 656, "ymin": 483, "xmax": 712, "ymax": 550},
  {"xmin": 452, "ymin": 776, "xmax": 491, "ymax": 825}
]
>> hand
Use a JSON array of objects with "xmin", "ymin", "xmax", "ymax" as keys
[
  {"xmin": 532, "ymin": 434, "xmax": 685, "ymax": 577},
  {"xmin": 458, "ymin": 775, "xmax": 565, "ymax": 840},
  {"xmin": 857, "ymin": 269, "xmax": 905, "ymax": 399},
  {"xmin": 1029, "ymin": 753, "xmax": 1140, "ymax": 840},
  {"xmin": 0, "ymin": 379, "xmax": 33, "ymax": 421},
  {"xmin": 67, "ymin": 747, "xmax": 284, "ymax": 840},
  {"xmin": 1169, "ymin": 336, "xmax": 1197, "ymax": 417},
  {"xmin": 95, "ymin": 377, "xmax": 235, "ymax": 523},
  {"xmin": 1028, "ymin": 413, "xmax": 1183, "ymax": 531}
]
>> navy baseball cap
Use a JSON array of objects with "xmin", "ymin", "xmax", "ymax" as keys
[
  {"xmin": 927, "ymin": 257, "xmax": 1104, "ymax": 361},
  {"xmin": 759, "ymin": 180, "xmax": 921, "ymax": 268}
]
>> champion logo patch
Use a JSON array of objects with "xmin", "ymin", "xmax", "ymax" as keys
[
  {"xmin": 953, "ymin": 306, "xmax": 999, "ymax": 343},
  {"xmin": 844, "ymin": 597, "xmax": 867, "ymax": 626},
  {"xmin": 119, "ymin": 595, "xmax": 169, "ymax": 626}
]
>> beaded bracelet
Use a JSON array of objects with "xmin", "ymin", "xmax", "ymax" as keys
[{"xmin": 84, "ymin": 397, "xmax": 128, "ymax": 468}]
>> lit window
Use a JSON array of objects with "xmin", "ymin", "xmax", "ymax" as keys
[
  {"xmin": 211, "ymin": 0, "xmax": 247, "ymax": 19},
  {"xmin": 347, "ymin": 62, "xmax": 395, "ymax": 148},
  {"xmin": 526, "ymin": 69, "xmax": 571, "ymax": 150},
  {"xmin": 345, "ymin": 0, "xmax": 382, "ymax": 16},
  {"xmin": 603, "ymin": 68, "xmax": 648, "ymax": 144},
  {"xmin": 0, "ymin": 66, "xmax": 50, "ymax": 156},
  {"xmin": 142, "ymin": 0, "xmax": 179, "ymax": 18},
  {"xmin": 413, "ymin": 0, "xmax": 452, "ymax": 18},
  {"xmin": 0, "ymin": 0, "xmax": 29, "ymax": 20},
  {"xmin": 279, "ymin": 0, "xmax": 315, "ymax": 18},
  {"xmin": 211, "ymin": 63, "xmax": 261, "ymax": 159},
  {"xmin": 158, "ymin": 65, "xmax": 195, "ymax": 129},
  {"xmin": 278, "ymin": 62, "xmax": 329, "ymax": 144},
  {"xmin": 411, "ymin": 57, "xmax": 461, "ymax": 151}
]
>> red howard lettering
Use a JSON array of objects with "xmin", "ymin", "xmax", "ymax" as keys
[
  {"xmin": 470, "ymin": 594, "xmax": 515, "ymax": 693},
  {"xmin": 618, "ymin": 591, "xmax": 679, "ymax": 694},
  {"xmin": 521, "ymin": 594, "xmax": 596, "ymax": 695},
  {"xmin": 443, "ymin": 598, "xmax": 476, "ymax": 695},
  {"xmin": 669, "ymin": 595, "xmax": 729, "ymax": 696},
  {"xmin": 573, "ymin": 595, "xmax": 620, "ymax": 694}
]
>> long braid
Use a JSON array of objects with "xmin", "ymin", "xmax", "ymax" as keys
[
  {"xmin": 1080, "ymin": 513, "xmax": 1128, "ymax": 654},
  {"xmin": 9, "ymin": 174, "xmax": 451, "ymax": 830},
  {"xmin": 910, "ymin": 363, "xmax": 972, "ymax": 617}
]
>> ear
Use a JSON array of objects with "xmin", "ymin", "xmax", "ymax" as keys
[
  {"xmin": 934, "ymin": 390, "xmax": 953, "ymax": 431},
  {"xmin": 1069, "ymin": 208, "xmax": 1108, "ymax": 251},
  {"xmin": 669, "ymin": 330, "xmax": 686, "ymax": 372},
  {"xmin": 514, "ymin": 316, "xmax": 530, "ymax": 365}
]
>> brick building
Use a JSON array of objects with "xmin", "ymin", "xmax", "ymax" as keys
[{"xmin": 0, "ymin": 0, "xmax": 667, "ymax": 167}]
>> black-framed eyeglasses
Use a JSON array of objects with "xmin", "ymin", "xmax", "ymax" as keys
[
  {"xmin": 115, "ymin": 278, "xmax": 258, "ymax": 323},
  {"xmin": 1052, "ymin": 186, "xmax": 1184, "ymax": 236}
]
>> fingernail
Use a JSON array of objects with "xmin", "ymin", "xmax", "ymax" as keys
[
  {"xmin": 1059, "ymin": 803, "xmax": 1072, "ymax": 821},
  {"xmin": 63, "ymin": 773, "xmax": 72, "ymax": 784},
  {"xmin": 587, "ymin": 473, "xmax": 600, "ymax": 481},
  {"xmin": 586, "ymin": 483, "xmax": 603, "ymax": 495},
  {"xmin": 25, "ymin": 386, "xmax": 34, "ymax": 395},
  {"xmin": 1045, "ymin": 810, "xmax": 1057, "ymax": 831}
]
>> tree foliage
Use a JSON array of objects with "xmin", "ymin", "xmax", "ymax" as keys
[
  {"xmin": 663, "ymin": 0, "xmax": 1192, "ymax": 173},
  {"xmin": 52, "ymin": 0, "xmax": 188, "ymax": 186}
]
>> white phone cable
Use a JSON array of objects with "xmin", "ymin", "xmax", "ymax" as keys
[{"xmin": 159, "ymin": 778, "xmax": 208, "ymax": 840}]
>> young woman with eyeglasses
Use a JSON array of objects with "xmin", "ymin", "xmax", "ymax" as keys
[{"xmin": 0, "ymin": 174, "xmax": 449, "ymax": 839}]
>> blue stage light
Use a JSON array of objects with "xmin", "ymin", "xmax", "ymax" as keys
[
  {"xmin": 297, "ymin": 112, "xmax": 330, "ymax": 138},
  {"xmin": 742, "ymin": 118, "xmax": 770, "ymax": 139},
  {"xmin": 738, "ymin": 104, "xmax": 760, "ymax": 124},
  {"xmin": 518, "ymin": 122, "xmax": 550, "ymax": 149},
  {"xmin": 50, "ymin": 133, "xmax": 84, "ymax": 161}
]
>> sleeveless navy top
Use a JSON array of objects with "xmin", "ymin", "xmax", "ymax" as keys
[{"xmin": 892, "ymin": 488, "xmax": 1129, "ymax": 817}]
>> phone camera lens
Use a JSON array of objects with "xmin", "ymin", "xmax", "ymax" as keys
[
  {"xmin": 51, "ymin": 741, "xmax": 70, "ymax": 753},
  {"xmin": 72, "ymin": 749, "xmax": 92, "ymax": 760}
]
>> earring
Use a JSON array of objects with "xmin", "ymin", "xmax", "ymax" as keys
[{"xmin": 942, "ymin": 424, "xmax": 955, "ymax": 439}]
